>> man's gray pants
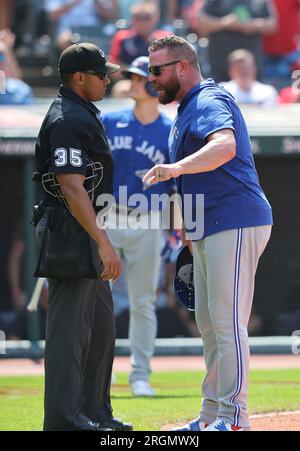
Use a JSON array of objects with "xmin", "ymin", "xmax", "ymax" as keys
[
  {"xmin": 193, "ymin": 226, "xmax": 272, "ymax": 428},
  {"xmin": 107, "ymin": 218, "xmax": 161, "ymax": 384}
]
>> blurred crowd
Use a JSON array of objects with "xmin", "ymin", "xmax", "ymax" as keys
[{"xmin": 0, "ymin": 0, "xmax": 300, "ymax": 105}]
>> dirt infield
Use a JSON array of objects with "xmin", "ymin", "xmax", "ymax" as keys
[
  {"xmin": 1, "ymin": 355, "xmax": 300, "ymax": 431},
  {"xmin": 250, "ymin": 411, "xmax": 300, "ymax": 431},
  {"xmin": 164, "ymin": 411, "xmax": 300, "ymax": 431}
]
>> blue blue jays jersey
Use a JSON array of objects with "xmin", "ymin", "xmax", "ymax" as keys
[
  {"xmin": 102, "ymin": 109, "xmax": 173, "ymax": 210},
  {"xmin": 169, "ymin": 79, "xmax": 273, "ymax": 239}
]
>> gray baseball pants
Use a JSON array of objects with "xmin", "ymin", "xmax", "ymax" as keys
[
  {"xmin": 107, "ymin": 214, "xmax": 161, "ymax": 384},
  {"xmin": 193, "ymin": 225, "xmax": 272, "ymax": 428}
]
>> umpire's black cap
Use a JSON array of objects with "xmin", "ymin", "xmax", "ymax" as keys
[
  {"xmin": 174, "ymin": 246, "xmax": 195, "ymax": 311},
  {"xmin": 58, "ymin": 43, "xmax": 120, "ymax": 75}
]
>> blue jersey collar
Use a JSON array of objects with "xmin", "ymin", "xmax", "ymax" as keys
[{"xmin": 178, "ymin": 78, "xmax": 215, "ymax": 114}]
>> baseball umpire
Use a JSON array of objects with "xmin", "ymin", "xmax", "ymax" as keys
[
  {"xmin": 102, "ymin": 56, "xmax": 173, "ymax": 397},
  {"xmin": 33, "ymin": 43, "xmax": 132, "ymax": 431}
]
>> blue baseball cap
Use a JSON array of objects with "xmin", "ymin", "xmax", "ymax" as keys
[
  {"xmin": 174, "ymin": 246, "xmax": 195, "ymax": 311},
  {"xmin": 122, "ymin": 56, "xmax": 157, "ymax": 97},
  {"xmin": 122, "ymin": 56, "xmax": 150, "ymax": 79}
]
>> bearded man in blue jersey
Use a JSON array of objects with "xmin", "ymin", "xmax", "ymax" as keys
[
  {"xmin": 144, "ymin": 36, "xmax": 272, "ymax": 431},
  {"xmin": 102, "ymin": 56, "xmax": 173, "ymax": 397}
]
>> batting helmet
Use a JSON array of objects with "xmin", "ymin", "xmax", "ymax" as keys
[
  {"xmin": 174, "ymin": 246, "xmax": 195, "ymax": 311},
  {"xmin": 122, "ymin": 56, "xmax": 157, "ymax": 97}
]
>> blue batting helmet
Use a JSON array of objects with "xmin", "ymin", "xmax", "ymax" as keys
[
  {"xmin": 122, "ymin": 56, "xmax": 157, "ymax": 97},
  {"xmin": 174, "ymin": 246, "xmax": 195, "ymax": 311}
]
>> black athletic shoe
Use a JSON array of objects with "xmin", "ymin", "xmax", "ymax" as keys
[
  {"xmin": 73, "ymin": 413, "xmax": 112, "ymax": 431},
  {"xmin": 99, "ymin": 417, "xmax": 133, "ymax": 431}
]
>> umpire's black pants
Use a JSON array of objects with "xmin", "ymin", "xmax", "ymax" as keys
[
  {"xmin": 43, "ymin": 277, "xmax": 116, "ymax": 431},
  {"xmin": 37, "ymin": 219, "xmax": 116, "ymax": 431}
]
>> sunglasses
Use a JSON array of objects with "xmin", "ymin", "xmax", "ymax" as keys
[
  {"xmin": 84, "ymin": 71, "xmax": 109, "ymax": 81},
  {"xmin": 148, "ymin": 60, "xmax": 181, "ymax": 76}
]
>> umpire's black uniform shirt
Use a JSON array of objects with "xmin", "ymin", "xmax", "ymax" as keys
[
  {"xmin": 35, "ymin": 86, "xmax": 116, "ymax": 431},
  {"xmin": 36, "ymin": 85, "xmax": 113, "ymax": 205}
]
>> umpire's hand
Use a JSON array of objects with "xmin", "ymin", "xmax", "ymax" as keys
[{"xmin": 98, "ymin": 238, "xmax": 121, "ymax": 281}]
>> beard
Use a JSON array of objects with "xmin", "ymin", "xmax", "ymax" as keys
[{"xmin": 156, "ymin": 78, "xmax": 180, "ymax": 105}]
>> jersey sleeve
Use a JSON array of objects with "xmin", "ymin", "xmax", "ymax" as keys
[
  {"xmin": 48, "ymin": 116, "xmax": 88, "ymax": 176},
  {"xmin": 191, "ymin": 97, "xmax": 235, "ymax": 141}
]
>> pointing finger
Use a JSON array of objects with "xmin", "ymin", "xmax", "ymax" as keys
[{"xmin": 143, "ymin": 167, "xmax": 155, "ymax": 183}]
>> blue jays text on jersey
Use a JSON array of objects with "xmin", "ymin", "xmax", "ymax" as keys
[
  {"xmin": 102, "ymin": 109, "xmax": 174, "ymax": 211},
  {"xmin": 109, "ymin": 136, "xmax": 167, "ymax": 165}
]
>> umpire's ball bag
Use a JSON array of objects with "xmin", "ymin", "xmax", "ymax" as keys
[{"xmin": 34, "ymin": 207, "xmax": 100, "ymax": 279}]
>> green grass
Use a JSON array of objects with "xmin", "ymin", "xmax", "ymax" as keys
[{"xmin": 0, "ymin": 369, "xmax": 300, "ymax": 431}]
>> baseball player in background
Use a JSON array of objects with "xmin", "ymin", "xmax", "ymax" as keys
[
  {"xmin": 144, "ymin": 36, "xmax": 273, "ymax": 430},
  {"xmin": 102, "ymin": 56, "xmax": 173, "ymax": 397}
]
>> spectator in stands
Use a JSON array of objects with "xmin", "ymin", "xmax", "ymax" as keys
[
  {"xmin": 45, "ymin": 0, "xmax": 118, "ymax": 51},
  {"xmin": 278, "ymin": 85, "xmax": 300, "ymax": 104},
  {"xmin": 0, "ymin": 0, "xmax": 16, "ymax": 29},
  {"xmin": 221, "ymin": 49, "xmax": 278, "ymax": 107},
  {"xmin": 12, "ymin": 0, "xmax": 51, "ymax": 58},
  {"xmin": 108, "ymin": 2, "xmax": 172, "ymax": 79},
  {"xmin": 0, "ymin": 29, "xmax": 21, "ymax": 78},
  {"xmin": 262, "ymin": 0, "xmax": 300, "ymax": 88},
  {"xmin": 164, "ymin": 0, "xmax": 203, "ymax": 32},
  {"xmin": 0, "ymin": 29, "xmax": 33, "ymax": 104},
  {"xmin": 117, "ymin": 0, "xmax": 160, "ymax": 22},
  {"xmin": 198, "ymin": 0, "xmax": 277, "ymax": 82}
]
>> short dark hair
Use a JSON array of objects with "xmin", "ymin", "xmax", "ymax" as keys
[
  {"xmin": 60, "ymin": 73, "xmax": 74, "ymax": 86},
  {"xmin": 148, "ymin": 35, "xmax": 199, "ymax": 68}
]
